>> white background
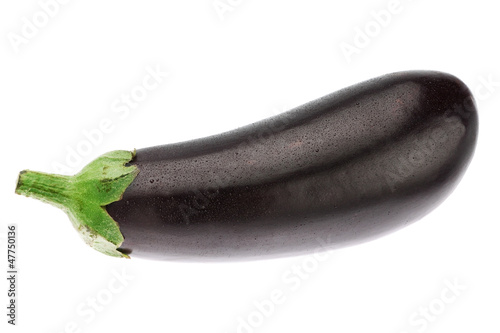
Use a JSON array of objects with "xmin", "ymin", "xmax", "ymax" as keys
[{"xmin": 1, "ymin": 1, "xmax": 499, "ymax": 332}]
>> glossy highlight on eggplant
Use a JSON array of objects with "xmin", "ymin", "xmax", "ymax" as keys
[{"xmin": 103, "ymin": 70, "xmax": 478, "ymax": 260}]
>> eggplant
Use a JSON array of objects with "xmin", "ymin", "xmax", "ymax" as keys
[{"xmin": 15, "ymin": 70, "xmax": 478, "ymax": 260}]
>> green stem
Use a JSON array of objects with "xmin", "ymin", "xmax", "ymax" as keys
[
  {"xmin": 16, "ymin": 171, "xmax": 73, "ymax": 208},
  {"xmin": 15, "ymin": 150, "xmax": 139, "ymax": 258}
]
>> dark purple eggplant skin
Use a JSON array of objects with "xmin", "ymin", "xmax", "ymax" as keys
[{"xmin": 106, "ymin": 70, "xmax": 478, "ymax": 261}]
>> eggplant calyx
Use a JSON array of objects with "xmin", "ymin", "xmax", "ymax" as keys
[{"xmin": 15, "ymin": 150, "xmax": 139, "ymax": 258}]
